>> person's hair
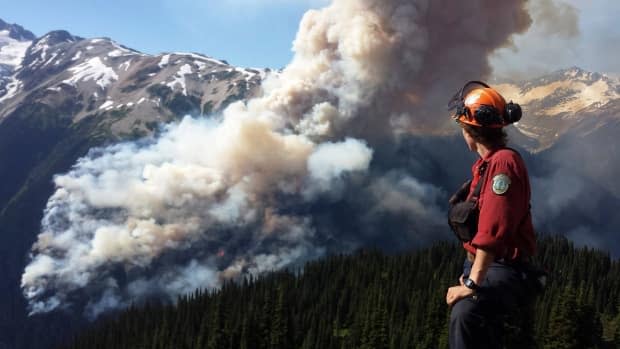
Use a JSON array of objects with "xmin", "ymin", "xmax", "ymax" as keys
[{"xmin": 461, "ymin": 123, "xmax": 508, "ymax": 148}]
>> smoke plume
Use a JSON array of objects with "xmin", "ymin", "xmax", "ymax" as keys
[{"xmin": 21, "ymin": 0, "xmax": 531, "ymax": 316}]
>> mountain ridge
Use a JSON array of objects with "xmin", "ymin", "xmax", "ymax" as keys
[
  {"xmin": 0, "ymin": 18, "xmax": 36, "ymax": 41},
  {"xmin": 3, "ymin": 18, "xmax": 619, "ymax": 150},
  {"xmin": 0, "ymin": 19, "xmax": 267, "ymax": 139},
  {"xmin": 496, "ymin": 66, "xmax": 620, "ymax": 152}
]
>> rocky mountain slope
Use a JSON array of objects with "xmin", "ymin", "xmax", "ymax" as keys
[
  {"xmin": 0, "ymin": 18, "xmax": 269, "ymax": 349},
  {"xmin": 496, "ymin": 67, "xmax": 620, "ymax": 152},
  {"xmin": 0, "ymin": 27, "xmax": 267, "ymax": 139}
]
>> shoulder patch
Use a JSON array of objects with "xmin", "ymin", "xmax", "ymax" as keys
[{"xmin": 492, "ymin": 174, "xmax": 511, "ymax": 195}]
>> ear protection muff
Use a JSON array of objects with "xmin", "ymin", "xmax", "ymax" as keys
[
  {"xmin": 473, "ymin": 104, "xmax": 504, "ymax": 126},
  {"xmin": 504, "ymin": 101, "xmax": 522, "ymax": 124}
]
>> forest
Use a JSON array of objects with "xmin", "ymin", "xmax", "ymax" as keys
[{"xmin": 63, "ymin": 236, "xmax": 620, "ymax": 349}]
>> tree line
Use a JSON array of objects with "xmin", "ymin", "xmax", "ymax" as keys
[{"xmin": 62, "ymin": 236, "xmax": 620, "ymax": 349}]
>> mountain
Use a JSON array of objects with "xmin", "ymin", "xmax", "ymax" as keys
[
  {"xmin": 0, "ymin": 18, "xmax": 269, "ymax": 349},
  {"xmin": 496, "ymin": 67, "xmax": 620, "ymax": 152},
  {"xmin": 0, "ymin": 18, "xmax": 36, "ymax": 72},
  {"xmin": 0, "ymin": 30, "xmax": 266, "ymax": 138},
  {"xmin": 0, "ymin": 19, "xmax": 35, "ymax": 41},
  {"xmin": 0, "ymin": 19, "xmax": 36, "ymax": 97}
]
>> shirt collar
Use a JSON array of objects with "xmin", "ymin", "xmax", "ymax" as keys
[{"xmin": 480, "ymin": 146, "xmax": 503, "ymax": 162}]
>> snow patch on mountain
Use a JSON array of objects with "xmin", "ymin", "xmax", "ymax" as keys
[
  {"xmin": 545, "ymin": 80, "xmax": 617, "ymax": 115},
  {"xmin": 42, "ymin": 52, "xmax": 59, "ymax": 67},
  {"xmin": 158, "ymin": 54, "xmax": 170, "ymax": 68},
  {"xmin": 119, "ymin": 60, "xmax": 131, "ymax": 71},
  {"xmin": 174, "ymin": 52, "xmax": 226, "ymax": 66},
  {"xmin": 107, "ymin": 41, "xmax": 139, "ymax": 58},
  {"xmin": 108, "ymin": 50, "xmax": 125, "ymax": 58},
  {"xmin": 497, "ymin": 76, "xmax": 619, "ymax": 116},
  {"xmin": 99, "ymin": 100, "xmax": 114, "ymax": 110},
  {"xmin": 0, "ymin": 30, "xmax": 32, "ymax": 69},
  {"xmin": 166, "ymin": 63, "xmax": 193, "ymax": 95},
  {"xmin": 31, "ymin": 41, "xmax": 50, "ymax": 60},
  {"xmin": 63, "ymin": 57, "xmax": 119, "ymax": 89},
  {"xmin": 0, "ymin": 77, "xmax": 22, "ymax": 102},
  {"xmin": 194, "ymin": 61, "xmax": 207, "ymax": 72}
]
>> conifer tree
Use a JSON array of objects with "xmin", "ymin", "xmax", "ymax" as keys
[
  {"xmin": 270, "ymin": 284, "xmax": 289, "ymax": 349},
  {"xmin": 207, "ymin": 296, "xmax": 225, "ymax": 349},
  {"xmin": 613, "ymin": 310, "xmax": 620, "ymax": 347},
  {"xmin": 545, "ymin": 287, "xmax": 579, "ymax": 349},
  {"xmin": 239, "ymin": 314, "xmax": 250, "ymax": 349},
  {"xmin": 258, "ymin": 287, "xmax": 273, "ymax": 349},
  {"xmin": 576, "ymin": 302, "xmax": 603, "ymax": 348}
]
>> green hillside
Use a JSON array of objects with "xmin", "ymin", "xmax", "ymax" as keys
[{"xmin": 64, "ymin": 236, "xmax": 620, "ymax": 349}]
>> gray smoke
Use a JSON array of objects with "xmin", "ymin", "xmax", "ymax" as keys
[
  {"xmin": 527, "ymin": 117, "xmax": 620, "ymax": 257},
  {"xmin": 490, "ymin": 0, "xmax": 581, "ymax": 80},
  {"xmin": 530, "ymin": 0, "xmax": 579, "ymax": 39},
  {"xmin": 21, "ymin": 0, "xmax": 531, "ymax": 316}
]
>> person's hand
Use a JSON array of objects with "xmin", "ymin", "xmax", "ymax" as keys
[
  {"xmin": 446, "ymin": 285, "xmax": 475, "ymax": 306},
  {"xmin": 459, "ymin": 274, "xmax": 465, "ymax": 285}
]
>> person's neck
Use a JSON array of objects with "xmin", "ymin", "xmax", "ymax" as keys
[{"xmin": 476, "ymin": 143, "xmax": 497, "ymax": 159}]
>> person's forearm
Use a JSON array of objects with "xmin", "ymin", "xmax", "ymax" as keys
[{"xmin": 468, "ymin": 248, "xmax": 495, "ymax": 285}]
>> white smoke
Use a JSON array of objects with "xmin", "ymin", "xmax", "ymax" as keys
[
  {"xmin": 21, "ymin": 115, "xmax": 370, "ymax": 315},
  {"xmin": 306, "ymin": 138, "xmax": 373, "ymax": 196},
  {"xmin": 22, "ymin": 0, "xmax": 531, "ymax": 316}
]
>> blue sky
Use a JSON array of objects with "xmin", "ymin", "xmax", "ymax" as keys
[
  {"xmin": 2, "ymin": 0, "xmax": 327, "ymax": 68},
  {"xmin": 2, "ymin": 0, "xmax": 619, "ymax": 77}
]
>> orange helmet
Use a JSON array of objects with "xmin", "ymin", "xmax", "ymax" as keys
[{"xmin": 448, "ymin": 81, "xmax": 522, "ymax": 128}]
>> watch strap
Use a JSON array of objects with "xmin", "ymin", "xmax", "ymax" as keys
[{"xmin": 464, "ymin": 278, "xmax": 479, "ymax": 291}]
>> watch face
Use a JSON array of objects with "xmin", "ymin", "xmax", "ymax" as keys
[{"xmin": 465, "ymin": 278, "xmax": 477, "ymax": 290}]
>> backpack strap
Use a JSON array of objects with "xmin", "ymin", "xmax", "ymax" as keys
[{"xmin": 470, "ymin": 162, "xmax": 488, "ymax": 201}]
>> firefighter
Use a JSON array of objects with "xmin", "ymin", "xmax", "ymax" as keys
[{"xmin": 445, "ymin": 81, "xmax": 537, "ymax": 348}]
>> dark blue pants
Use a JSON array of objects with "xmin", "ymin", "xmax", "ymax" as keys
[{"xmin": 449, "ymin": 259, "xmax": 533, "ymax": 349}]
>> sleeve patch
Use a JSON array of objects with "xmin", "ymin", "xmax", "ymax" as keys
[{"xmin": 492, "ymin": 174, "xmax": 511, "ymax": 195}]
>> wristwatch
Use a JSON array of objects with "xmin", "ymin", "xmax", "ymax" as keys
[{"xmin": 464, "ymin": 278, "xmax": 480, "ymax": 291}]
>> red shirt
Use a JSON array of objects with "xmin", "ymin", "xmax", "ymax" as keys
[{"xmin": 463, "ymin": 148, "xmax": 536, "ymax": 260}]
